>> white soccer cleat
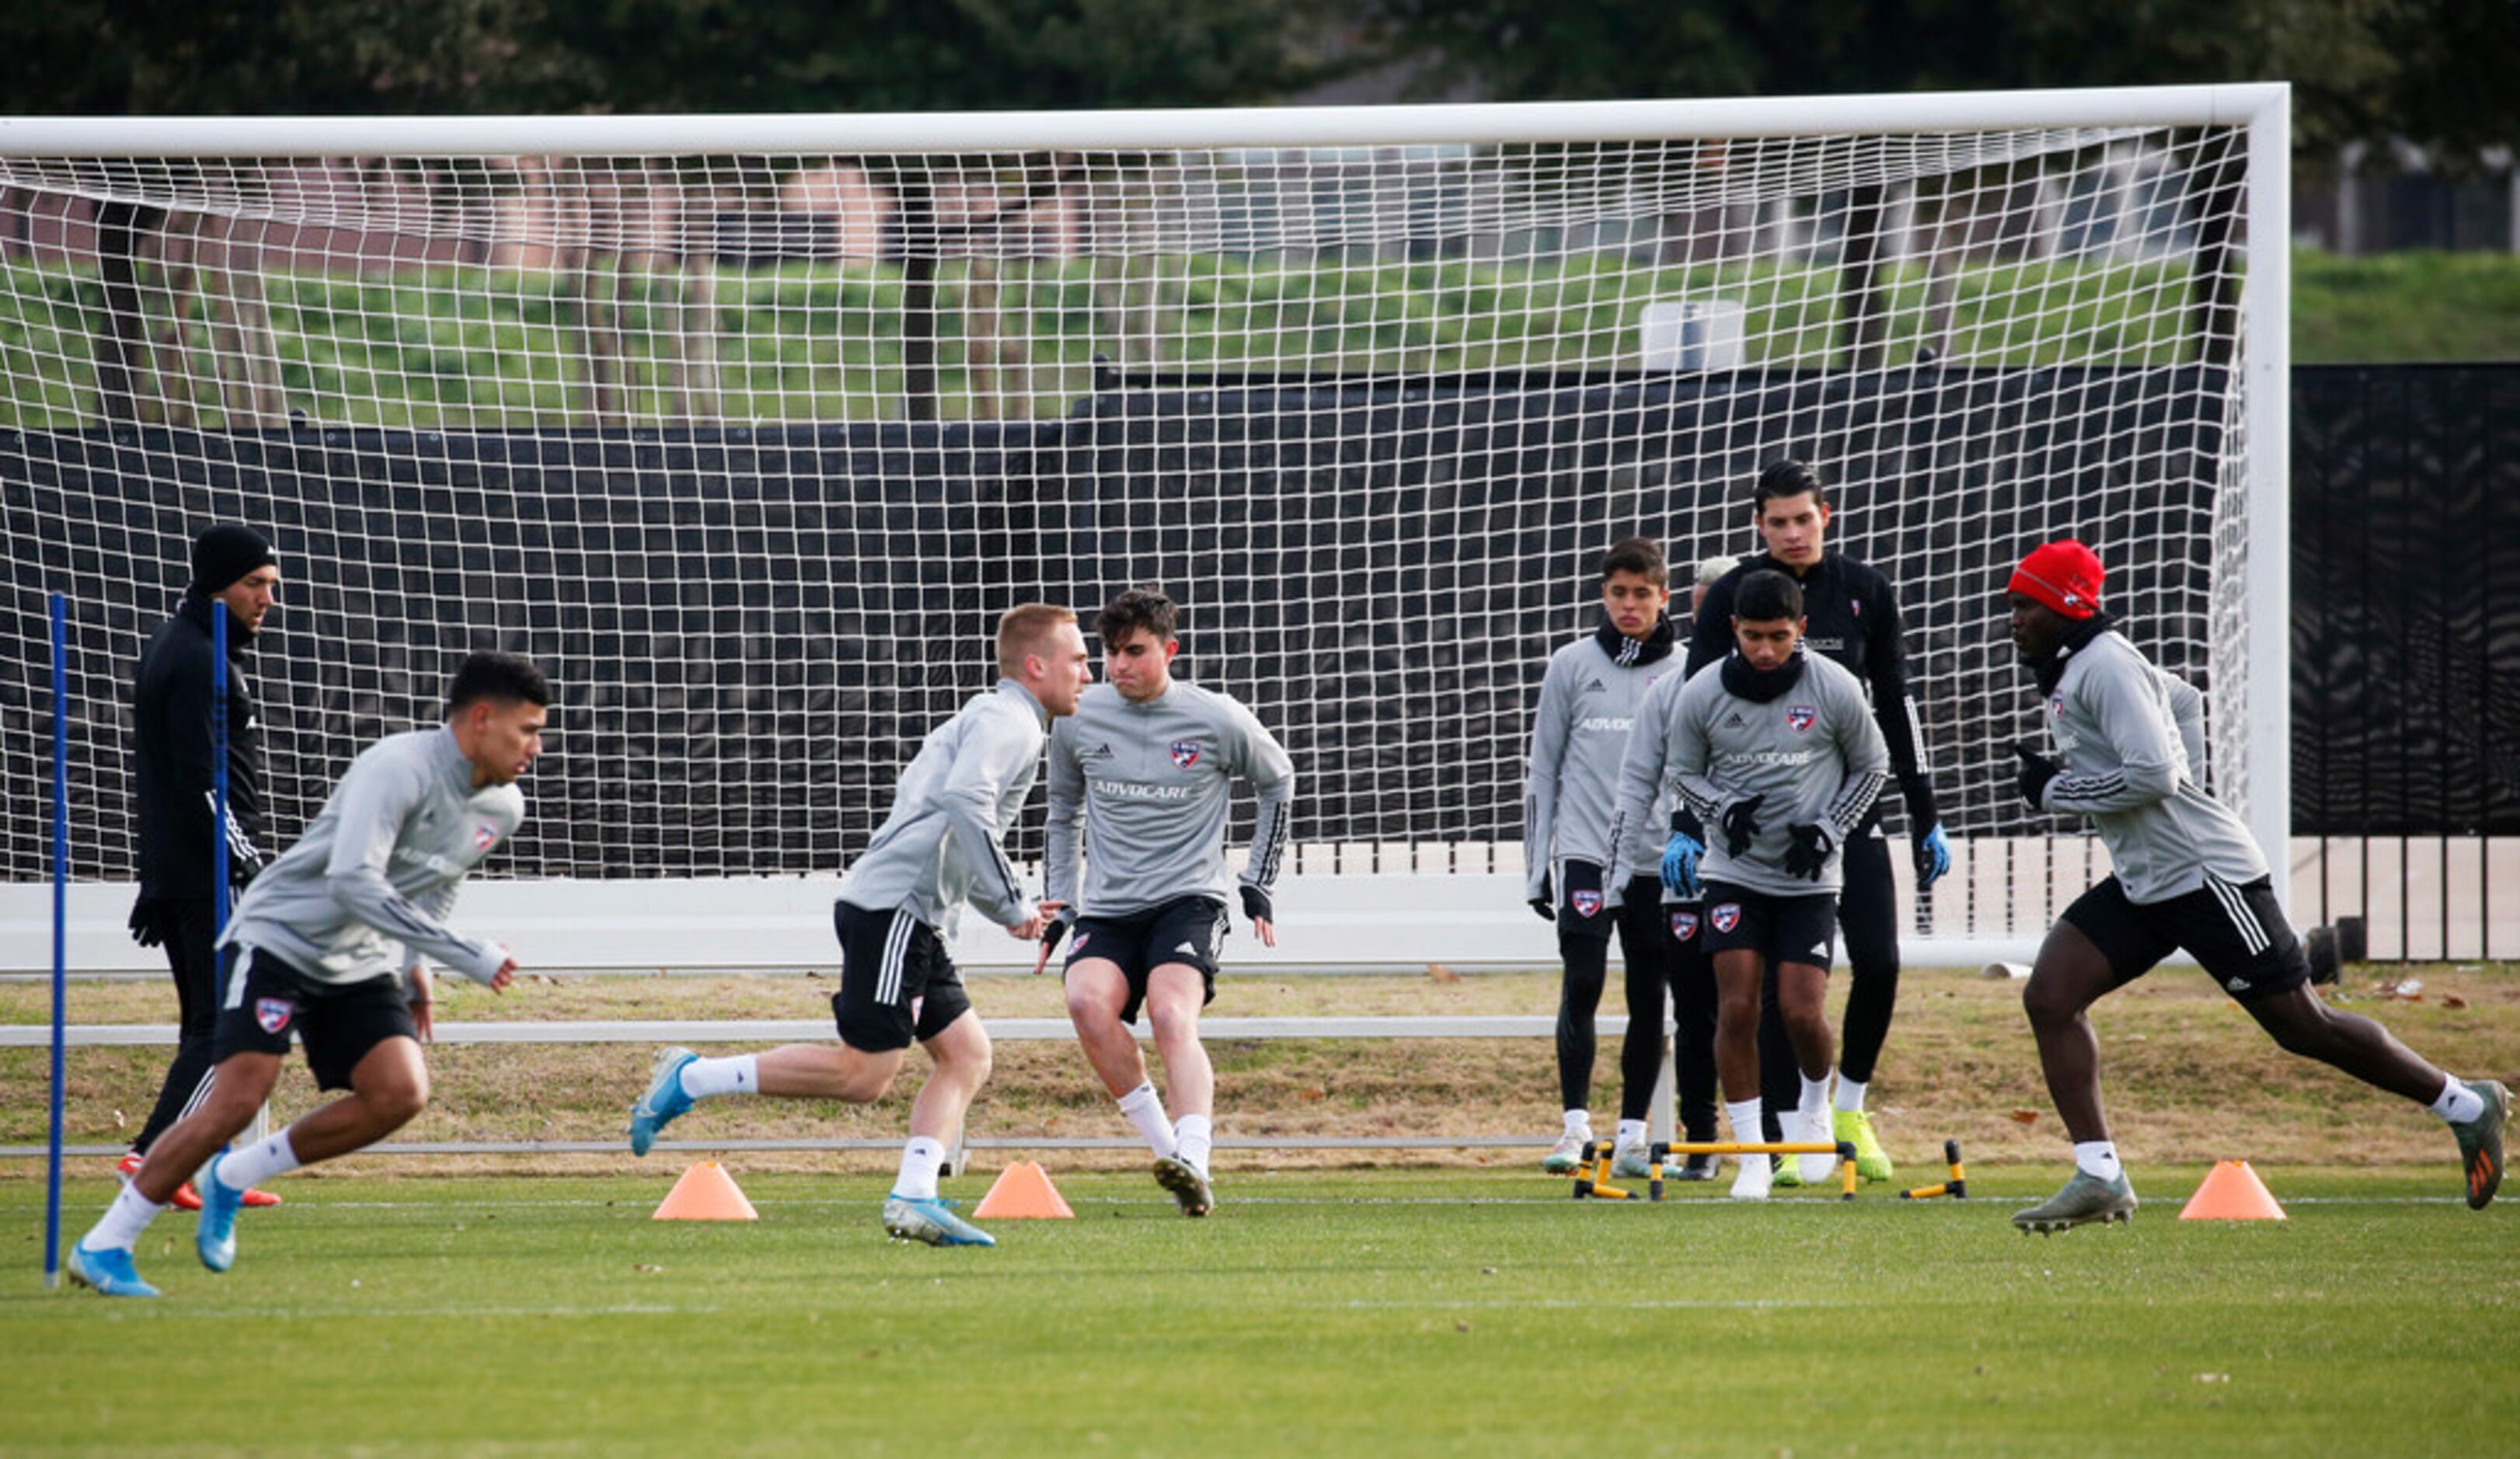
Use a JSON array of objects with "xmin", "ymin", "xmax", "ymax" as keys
[
  {"xmin": 1791, "ymin": 1109, "xmax": 1839, "ymax": 1186},
  {"xmin": 1729, "ymin": 1151, "xmax": 1773, "ymax": 1201},
  {"xmin": 1542, "ymin": 1130, "xmax": 1589, "ymax": 1174}
]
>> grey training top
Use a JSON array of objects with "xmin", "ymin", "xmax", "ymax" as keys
[
  {"xmin": 1045, "ymin": 680, "xmax": 1295, "ymax": 918},
  {"xmin": 219, "ymin": 726, "xmax": 522, "ymax": 987},
  {"xmin": 836, "ymin": 679, "xmax": 1049, "ymax": 933},
  {"xmin": 1523, "ymin": 635, "xmax": 1682, "ymax": 897},
  {"xmin": 1608, "ymin": 649, "xmax": 1889, "ymax": 897},
  {"xmin": 2036, "ymin": 630, "xmax": 2264, "ymax": 904}
]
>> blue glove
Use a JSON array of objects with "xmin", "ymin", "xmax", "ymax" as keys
[
  {"xmin": 1660, "ymin": 831, "xmax": 1704, "ymax": 900},
  {"xmin": 1913, "ymin": 822, "xmax": 1951, "ymax": 890}
]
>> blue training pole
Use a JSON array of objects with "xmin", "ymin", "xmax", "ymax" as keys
[
  {"xmin": 45, "ymin": 594, "xmax": 68, "ymax": 1289},
  {"xmin": 212, "ymin": 606, "xmax": 228, "ymax": 930}
]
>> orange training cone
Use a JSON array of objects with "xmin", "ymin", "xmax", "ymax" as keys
[
  {"xmin": 972, "ymin": 1159, "xmax": 1075, "ymax": 1219},
  {"xmin": 2178, "ymin": 1159, "xmax": 2287, "ymax": 1221},
  {"xmin": 652, "ymin": 1160, "xmax": 760, "ymax": 1221}
]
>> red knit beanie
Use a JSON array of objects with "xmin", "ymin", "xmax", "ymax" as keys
[{"xmin": 2010, "ymin": 540, "xmax": 2103, "ymax": 620}]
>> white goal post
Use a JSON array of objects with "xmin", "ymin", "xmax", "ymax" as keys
[{"xmin": 0, "ymin": 85, "xmax": 2288, "ymax": 975}]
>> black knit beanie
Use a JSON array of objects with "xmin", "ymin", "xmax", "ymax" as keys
[{"xmin": 189, "ymin": 524, "xmax": 277, "ymax": 594}]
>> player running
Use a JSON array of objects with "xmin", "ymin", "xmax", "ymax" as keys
[
  {"xmin": 1684, "ymin": 461, "xmax": 1947, "ymax": 1183},
  {"xmin": 1523, "ymin": 538, "xmax": 1693, "ymax": 1178},
  {"xmin": 68, "ymin": 652, "xmax": 548, "ymax": 1297},
  {"xmin": 628, "ymin": 606, "xmax": 1089, "ymax": 1248},
  {"xmin": 2003, "ymin": 540, "xmax": 2506, "ymax": 1231},
  {"xmin": 1611, "ymin": 569, "xmax": 1888, "ymax": 1200},
  {"xmin": 1036, "ymin": 588, "xmax": 1293, "ymax": 1217}
]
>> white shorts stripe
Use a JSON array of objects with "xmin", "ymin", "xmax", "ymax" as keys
[
  {"xmin": 221, "ymin": 945, "xmax": 256, "ymax": 1011},
  {"xmin": 876, "ymin": 909, "xmax": 913, "ymax": 1006},
  {"xmin": 2206, "ymin": 876, "xmax": 2270, "ymax": 956}
]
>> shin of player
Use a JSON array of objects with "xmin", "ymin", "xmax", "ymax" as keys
[
  {"xmin": 626, "ymin": 607, "xmax": 1091, "ymax": 1248},
  {"xmin": 70, "ymin": 653, "xmax": 545, "ymax": 1297},
  {"xmin": 1608, "ymin": 570, "xmax": 1887, "ymax": 1200},
  {"xmin": 1524, "ymin": 538, "xmax": 1687, "ymax": 1178},
  {"xmin": 2003, "ymin": 541, "xmax": 2507, "ymax": 1232},
  {"xmin": 1039, "ymin": 589, "xmax": 1294, "ymax": 1217}
]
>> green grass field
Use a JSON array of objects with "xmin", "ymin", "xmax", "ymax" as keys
[{"xmin": 4, "ymin": 1166, "xmax": 2510, "ymax": 1454}]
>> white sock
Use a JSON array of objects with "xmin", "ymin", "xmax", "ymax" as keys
[
  {"xmin": 680, "ymin": 1054, "xmax": 758, "ymax": 1101},
  {"xmin": 1725, "ymin": 1098, "xmax": 1762, "ymax": 1146},
  {"xmin": 217, "ymin": 1131, "xmax": 301, "ymax": 1191},
  {"xmin": 2074, "ymin": 1140, "xmax": 2123, "ymax": 1181},
  {"xmin": 1615, "ymin": 1118, "xmax": 1647, "ymax": 1151},
  {"xmin": 86, "ymin": 1182, "xmax": 165, "ymax": 1253},
  {"xmin": 1797, "ymin": 1074, "xmax": 1830, "ymax": 1125},
  {"xmin": 1117, "ymin": 1081, "xmax": 1176, "ymax": 1157},
  {"xmin": 1562, "ymin": 1109, "xmax": 1592, "ymax": 1138},
  {"xmin": 893, "ymin": 1136, "xmax": 946, "ymax": 1201},
  {"xmin": 1173, "ymin": 1114, "xmax": 1213, "ymax": 1175},
  {"xmin": 2430, "ymin": 1077, "xmax": 2484, "ymax": 1125},
  {"xmin": 1833, "ymin": 1074, "xmax": 1868, "ymax": 1115}
]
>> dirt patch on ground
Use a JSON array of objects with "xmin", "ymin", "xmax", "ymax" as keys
[{"xmin": 8, "ymin": 964, "xmax": 2515, "ymax": 1178}]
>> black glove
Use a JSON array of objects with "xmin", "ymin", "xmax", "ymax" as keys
[
  {"xmin": 1038, "ymin": 918, "xmax": 1070, "ymax": 962},
  {"xmin": 1529, "ymin": 869, "xmax": 1555, "ymax": 922},
  {"xmin": 127, "ymin": 896, "xmax": 172, "ymax": 949},
  {"xmin": 1782, "ymin": 822, "xmax": 1837, "ymax": 882},
  {"xmin": 1720, "ymin": 794, "xmax": 1766, "ymax": 858},
  {"xmin": 2013, "ymin": 741, "xmax": 2062, "ymax": 810},
  {"xmin": 1241, "ymin": 884, "xmax": 1274, "ymax": 926}
]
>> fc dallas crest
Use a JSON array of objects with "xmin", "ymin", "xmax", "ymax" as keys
[
  {"xmin": 1786, "ymin": 705, "xmax": 1816, "ymax": 733},
  {"xmin": 255, "ymin": 997, "xmax": 295, "ymax": 1034},
  {"xmin": 1571, "ymin": 890, "xmax": 1605, "ymax": 918},
  {"xmin": 1169, "ymin": 740, "xmax": 1201, "ymax": 768},
  {"xmin": 1669, "ymin": 910, "xmax": 1699, "ymax": 942},
  {"xmin": 1710, "ymin": 903, "xmax": 1742, "ymax": 934},
  {"xmin": 474, "ymin": 821, "xmax": 502, "ymax": 852}
]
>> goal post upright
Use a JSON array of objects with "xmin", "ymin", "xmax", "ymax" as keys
[{"xmin": 2241, "ymin": 85, "xmax": 2293, "ymax": 895}]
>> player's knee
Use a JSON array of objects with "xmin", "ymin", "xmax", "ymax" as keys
[
  {"xmin": 1064, "ymin": 983, "xmax": 1119, "ymax": 1029},
  {"xmin": 364, "ymin": 1074, "xmax": 429, "ymax": 1127},
  {"xmin": 2020, "ymin": 975, "xmax": 2083, "ymax": 1029}
]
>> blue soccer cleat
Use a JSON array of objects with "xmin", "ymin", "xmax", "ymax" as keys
[
  {"xmin": 881, "ymin": 1193, "xmax": 996, "ymax": 1247},
  {"xmin": 195, "ymin": 1151, "xmax": 242, "ymax": 1273},
  {"xmin": 68, "ymin": 1242, "xmax": 160, "ymax": 1298},
  {"xmin": 628, "ymin": 1046, "xmax": 699, "ymax": 1157}
]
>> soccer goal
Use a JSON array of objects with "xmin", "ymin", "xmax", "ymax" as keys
[{"xmin": 0, "ymin": 85, "xmax": 2289, "ymax": 975}]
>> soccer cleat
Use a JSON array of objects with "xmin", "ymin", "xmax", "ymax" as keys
[
  {"xmin": 627, "ymin": 1046, "xmax": 699, "ymax": 1157},
  {"xmin": 1790, "ymin": 1111, "xmax": 1837, "ymax": 1186},
  {"xmin": 195, "ymin": 1151, "xmax": 242, "ymax": 1273},
  {"xmin": 1835, "ymin": 1108, "xmax": 1894, "ymax": 1182},
  {"xmin": 1729, "ymin": 1151, "xmax": 1773, "ymax": 1201},
  {"xmin": 2450, "ymin": 1078, "xmax": 2508, "ymax": 1210},
  {"xmin": 881, "ymin": 1193, "xmax": 996, "ymax": 1247},
  {"xmin": 1541, "ymin": 1130, "xmax": 1589, "ymax": 1175},
  {"xmin": 2012, "ymin": 1169, "xmax": 2138, "ymax": 1234},
  {"xmin": 1770, "ymin": 1150, "xmax": 1801, "ymax": 1189},
  {"xmin": 1611, "ymin": 1134, "xmax": 1654, "ymax": 1180},
  {"xmin": 1153, "ymin": 1154, "xmax": 1217, "ymax": 1217},
  {"xmin": 68, "ymin": 1243, "xmax": 160, "ymax": 1298},
  {"xmin": 1675, "ymin": 1151, "xmax": 1720, "ymax": 1182},
  {"xmin": 120, "ymin": 1149, "xmax": 281, "ymax": 1210}
]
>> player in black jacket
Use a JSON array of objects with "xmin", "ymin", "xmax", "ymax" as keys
[
  {"xmin": 124, "ymin": 524, "xmax": 285, "ymax": 1210},
  {"xmin": 1678, "ymin": 461, "xmax": 1950, "ymax": 1182}
]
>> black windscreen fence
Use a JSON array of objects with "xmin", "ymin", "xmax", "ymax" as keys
[{"xmin": 12, "ymin": 363, "xmax": 2515, "ymax": 884}]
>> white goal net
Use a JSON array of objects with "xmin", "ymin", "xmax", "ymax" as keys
[{"xmin": 0, "ymin": 89, "xmax": 2289, "ymax": 972}]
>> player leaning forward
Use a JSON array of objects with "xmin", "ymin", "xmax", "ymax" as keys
[
  {"xmin": 70, "ymin": 652, "xmax": 549, "ymax": 1297},
  {"xmin": 629, "ymin": 606, "xmax": 1089, "ymax": 1247},
  {"xmin": 2003, "ymin": 541, "xmax": 2505, "ymax": 1231},
  {"xmin": 1037, "ymin": 588, "xmax": 1293, "ymax": 1217},
  {"xmin": 1606, "ymin": 569, "xmax": 1888, "ymax": 1200}
]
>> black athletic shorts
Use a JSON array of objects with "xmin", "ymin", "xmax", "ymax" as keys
[
  {"xmin": 2062, "ymin": 873, "xmax": 2310, "ymax": 1002},
  {"xmin": 213, "ymin": 944, "xmax": 418, "ymax": 1092},
  {"xmin": 1064, "ymin": 895, "xmax": 1228, "ymax": 1025},
  {"xmin": 1553, "ymin": 858, "xmax": 1617, "ymax": 942},
  {"xmin": 1699, "ymin": 879, "xmax": 1839, "ymax": 969},
  {"xmin": 832, "ymin": 899, "xmax": 972, "ymax": 1053}
]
